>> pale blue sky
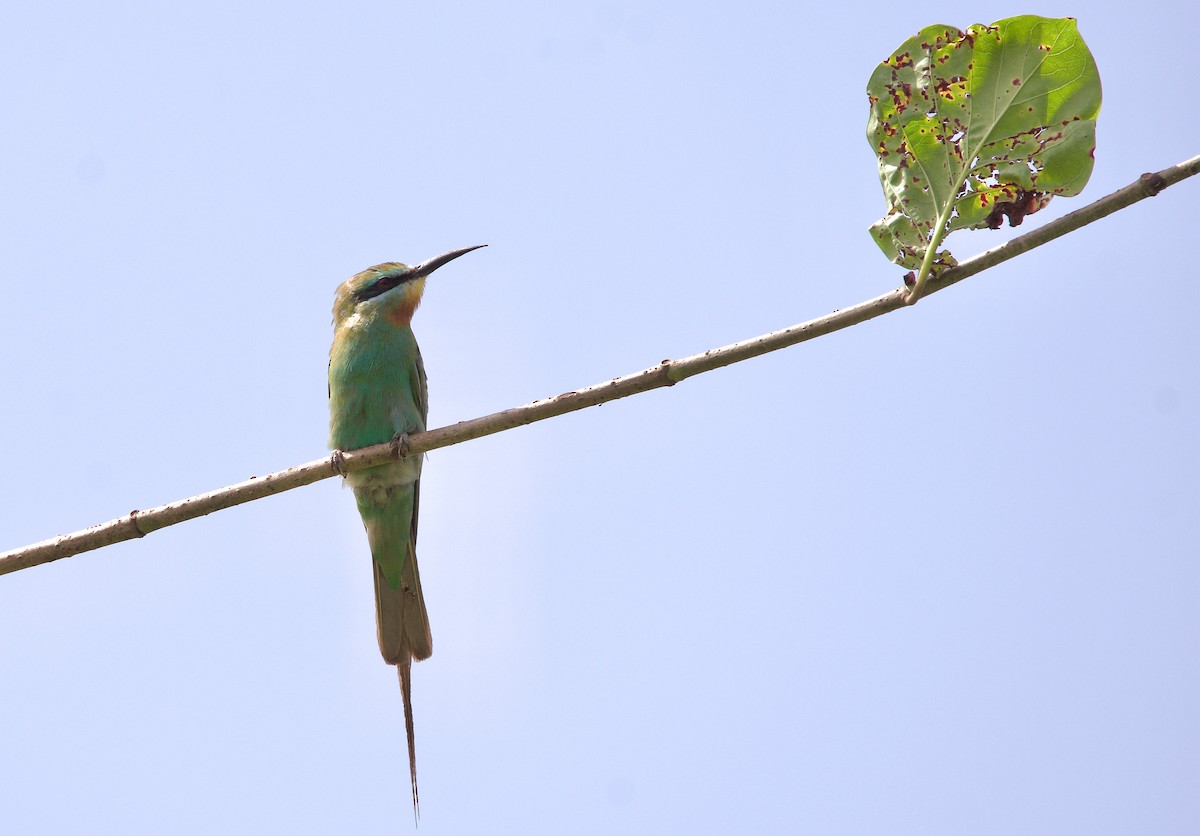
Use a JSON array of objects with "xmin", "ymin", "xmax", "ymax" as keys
[{"xmin": 1, "ymin": 2, "xmax": 1196, "ymax": 834}]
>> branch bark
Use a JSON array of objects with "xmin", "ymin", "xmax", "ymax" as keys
[{"xmin": 2, "ymin": 155, "xmax": 1198, "ymax": 577}]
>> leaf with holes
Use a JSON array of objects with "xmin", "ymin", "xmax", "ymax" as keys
[{"xmin": 866, "ymin": 16, "xmax": 1102, "ymax": 294}]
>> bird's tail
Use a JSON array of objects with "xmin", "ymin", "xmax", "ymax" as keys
[
  {"xmin": 360, "ymin": 481, "xmax": 432, "ymax": 822},
  {"xmin": 372, "ymin": 550, "xmax": 428, "ymax": 823},
  {"xmin": 398, "ymin": 656, "xmax": 419, "ymax": 822},
  {"xmin": 361, "ymin": 483, "xmax": 432, "ymax": 663}
]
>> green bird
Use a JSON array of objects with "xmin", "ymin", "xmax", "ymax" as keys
[{"xmin": 328, "ymin": 244, "xmax": 486, "ymax": 817}]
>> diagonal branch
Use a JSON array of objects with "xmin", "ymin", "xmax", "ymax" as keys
[{"xmin": 2, "ymin": 155, "xmax": 1198, "ymax": 578}]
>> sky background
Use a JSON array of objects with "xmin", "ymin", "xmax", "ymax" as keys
[{"xmin": 1, "ymin": 2, "xmax": 1196, "ymax": 833}]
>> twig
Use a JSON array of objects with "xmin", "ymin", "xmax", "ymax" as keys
[{"xmin": 2, "ymin": 155, "xmax": 1197, "ymax": 577}]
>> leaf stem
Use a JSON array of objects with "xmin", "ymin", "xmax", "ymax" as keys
[{"xmin": 905, "ymin": 200, "xmax": 956, "ymax": 304}]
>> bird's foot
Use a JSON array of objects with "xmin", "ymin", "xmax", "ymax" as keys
[
  {"xmin": 390, "ymin": 433, "xmax": 411, "ymax": 460},
  {"xmin": 330, "ymin": 449, "xmax": 348, "ymax": 477}
]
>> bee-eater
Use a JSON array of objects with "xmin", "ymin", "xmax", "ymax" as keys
[{"xmin": 328, "ymin": 244, "xmax": 486, "ymax": 818}]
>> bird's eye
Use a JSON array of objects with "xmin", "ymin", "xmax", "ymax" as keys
[
  {"xmin": 356, "ymin": 281, "xmax": 380, "ymax": 302},
  {"xmin": 355, "ymin": 272, "xmax": 407, "ymax": 303}
]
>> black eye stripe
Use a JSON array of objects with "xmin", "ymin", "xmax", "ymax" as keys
[{"xmin": 355, "ymin": 271, "xmax": 412, "ymax": 303}]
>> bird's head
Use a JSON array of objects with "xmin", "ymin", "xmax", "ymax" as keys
[{"xmin": 332, "ymin": 244, "xmax": 487, "ymax": 329}]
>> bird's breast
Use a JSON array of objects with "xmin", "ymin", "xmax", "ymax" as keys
[{"xmin": 328, "ymin": 317, "xmax": 425, "ymax": 453}]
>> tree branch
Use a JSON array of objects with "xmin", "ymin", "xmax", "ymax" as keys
[{"xmin": 3, "ymin": 155, "xmax": 1197, "ymax": 577}]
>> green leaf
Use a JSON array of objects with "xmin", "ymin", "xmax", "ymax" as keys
[{"xmin": 866, "ymin": 16, "xmax": 1102, "ymax": 288}]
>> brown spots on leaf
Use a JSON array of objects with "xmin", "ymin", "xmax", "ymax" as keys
[
  {"xmin": 937, "ymin": 76, "xmax": 967, "ymax": 98},
  {"xmin": 984, "ymin": 189, "xmax": 1048, "ymax": 229},
  {"xmin": 1012, "ymin": 78, "xmax": 1021, "ymax": 86},
  {"xmin": 887, "ymin": 81, "xmax": 913, "ymax": 109}
]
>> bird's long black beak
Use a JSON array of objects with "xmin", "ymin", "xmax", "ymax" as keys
[{"xmin": 411, "ymin": 244, "xmax": 488, "ymax": 279}]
